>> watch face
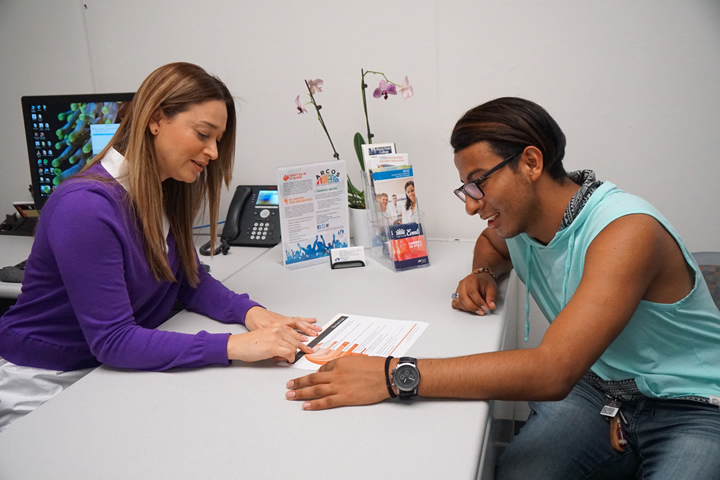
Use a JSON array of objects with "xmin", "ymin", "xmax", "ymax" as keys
[{"xmin": 394, "ymin": 364, "xmax": 420, "ymax": 391}]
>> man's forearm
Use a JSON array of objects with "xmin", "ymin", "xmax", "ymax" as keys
[
  {"xmin": 472, "ymin": 229, "xmax": 513, "ymax": 277},
  {"xmin": 416, "ymin": 349, "xmax": 574, "ymax": 402}
]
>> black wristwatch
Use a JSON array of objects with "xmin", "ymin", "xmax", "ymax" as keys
[{"xmin": 392, "ymin": 357, "xmax": 420, "ymax": 400}]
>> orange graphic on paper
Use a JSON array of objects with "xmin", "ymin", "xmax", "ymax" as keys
[{"xmin": 305, "ymin": 341, "xmax": 368, "ymax": 366}]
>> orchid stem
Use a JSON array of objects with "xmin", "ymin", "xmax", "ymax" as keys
[
  {"xmin": 361, "ymin": 69, "xmax": 374, "ymax": 145},
  {"xmin": 305, "ymin": 80, "xmax": 340, "ymax": 159}
]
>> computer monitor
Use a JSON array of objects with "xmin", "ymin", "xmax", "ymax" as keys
[{"xmin": 20, "ymin": 92, "xmax": 134, "ymax": 210}]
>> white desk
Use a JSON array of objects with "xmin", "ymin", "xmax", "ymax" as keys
[{"xmin": 0, "ymin": 241, "xmax": 512, "ymax": 480}]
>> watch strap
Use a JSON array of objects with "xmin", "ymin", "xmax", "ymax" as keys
[
  {"xmin": 384, "ymin": 356, "xmax": 397, "ymax": 398},
  {"xmin": 398, "ymin": 389, "xmax": 416, "ymax": 400}
]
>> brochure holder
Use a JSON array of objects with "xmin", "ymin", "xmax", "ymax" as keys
[{"xmin": 364, "ymin": 169, "xmax": 430, "ymax": 272}]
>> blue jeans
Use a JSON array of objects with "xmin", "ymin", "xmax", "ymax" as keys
[{"xmin": 497, "ymin": 379, "xmax": 720, "ymax": 480}]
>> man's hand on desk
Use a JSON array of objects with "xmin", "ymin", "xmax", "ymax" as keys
[
  {"xmin": 285, "ymin": 356, "xmax": 392, "ymax": 410},
  {"xmin": 451, "ymin": 272, "xmax": 498, "ymax": 316}
]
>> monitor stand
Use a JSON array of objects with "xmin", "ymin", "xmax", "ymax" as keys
[{"xmin": 0, "ymin": 215, "xmax": 37, "ymax": 237}]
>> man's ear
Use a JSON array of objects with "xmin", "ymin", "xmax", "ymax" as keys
[{"xmin": 521, "ymin": 146, "xmax": 544, "ymax": 181}]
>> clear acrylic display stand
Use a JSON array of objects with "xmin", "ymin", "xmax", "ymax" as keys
[{"xmin": 363, "ymin": 171, "xmax": 430, "ymax": 272}]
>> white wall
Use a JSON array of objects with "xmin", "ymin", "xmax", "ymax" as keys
[
  {"xmin": 2, "ymin": 0, "xmax": 719, "ymax": 251},
  {"xmin": 0, "ymin": 0, "xmax": 94, "ymax": 206}
]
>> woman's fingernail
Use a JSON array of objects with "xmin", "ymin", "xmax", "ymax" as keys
[
  {"xmin": 286, "ymin": 391, "xmax": 296, "ymax": 399},
  {"xmin": 301, "ymin": 336, "xmax": 308, "ymax": 342},
  {"xmin": 302, "ymin": 402, "xmax": 311, "ymax": 410},
  {"xmin": 286, "ymin": 380, "xmax": 294, "ymax": 388}
]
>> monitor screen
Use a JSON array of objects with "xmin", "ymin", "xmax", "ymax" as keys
[{"xmin": 20, "ymin": 92, "xmax": 134, "ymax": 210}]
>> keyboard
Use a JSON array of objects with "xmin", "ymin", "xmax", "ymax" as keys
[{"xmin": 0, "ymin": 216, "xmax": 37, "ymax": 237}]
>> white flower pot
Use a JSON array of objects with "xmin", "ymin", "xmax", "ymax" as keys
[{"xmin": 348, "ymin": 207, "xmax": 372, "ymax": 248}]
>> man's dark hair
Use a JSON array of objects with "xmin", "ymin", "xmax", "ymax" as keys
[{"xmin": 450, "ymin": 97, "xmax": 567, "ymax": 180}]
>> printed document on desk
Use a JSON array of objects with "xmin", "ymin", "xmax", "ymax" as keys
[{"xmin": 289, "ymin": 313, "xmax": 428, "ymax": 370}]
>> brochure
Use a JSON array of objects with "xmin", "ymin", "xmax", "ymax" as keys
[
  {"xmin": 369, "ymin": 164, "xmax": 430, "ymax": 270},
  {"xmin": 289, "ymin": 313, "xmax": 428, "ymax": 371},
  {"xmin": 365, "ymin": 153, "xmax": 409, "ymax": 172},
  {"xmin": 277, "ymin": 160, "xmax": 350, "ymax": 269},
  {"xmin": 387, "ymin": 222, "xmax": 429, "ymax": 270},
  {"xmin": 370, "ymin": 165, "xmax": 418, "ymax": 227},
  {"xmin": 361, "ymin": 142, "xmax": 396, "ymax": 175}
]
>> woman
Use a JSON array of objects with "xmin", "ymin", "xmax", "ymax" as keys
[
  {"xmin": 401, "ymin": 180, "xmax": 420, "ymax": 224},
  {"xmin": 0, "ymin": 63, "xmax": 318, "ymax": 431}
]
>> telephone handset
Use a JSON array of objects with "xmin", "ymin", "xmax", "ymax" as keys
[
  {"xmin": 222, "ymin": 185, "xmax": 281, "ymax": 247},
  {"xmin": 221, "ymin": 186, "xmax": 251, "ymax": 242}
]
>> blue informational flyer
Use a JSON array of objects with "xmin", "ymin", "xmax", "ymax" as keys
[
  {"xmin": 277, "ymin": 160, "xmax": 350, "ymax": 269},
  {"xmin": 369, "ymin": 163, "xmax": 430, "ymax": 271}
]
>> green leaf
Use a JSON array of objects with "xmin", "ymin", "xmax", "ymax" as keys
[
  {"xmin": 347, "ymin": 177, "xmax": 361, "ymax": 196},
  {"xmin": 353, "ymin": 132, "xmax": 366, "ymax": 172},
  {"xmin": 346, "ymin": 177, "xmax": 366, "ymax": 209}
]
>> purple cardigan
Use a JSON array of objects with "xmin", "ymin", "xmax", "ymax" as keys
[{"xmin": 0, "ymin": 164, "xmax": 261, "ymax": 371}]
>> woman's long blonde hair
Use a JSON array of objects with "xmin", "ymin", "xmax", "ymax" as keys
[{"xmin": 85, "ymin": 62, "xmax": 235, "ymax": 287}]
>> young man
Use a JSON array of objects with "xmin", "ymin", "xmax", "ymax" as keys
[
  {"xmin": 286, "ymin": 97, "xmax": 720, "ymax": 479},
  {"xmin": 386, "ymin": 193, "xmax": 401, "ymax": 225}
]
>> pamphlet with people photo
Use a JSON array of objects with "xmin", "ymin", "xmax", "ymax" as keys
[{"xmin": 369, "ymin": 164, "xmax": 429, "ymax": 270}]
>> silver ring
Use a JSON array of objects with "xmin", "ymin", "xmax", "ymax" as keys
[{"xmin": 451, "ymin": 292, "xmax": 460, "ymax": 300}]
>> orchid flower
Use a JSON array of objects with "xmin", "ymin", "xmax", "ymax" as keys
[
  {"xmin": 399, "ymin": 76, "xmax": 414, "ymax": 99},
  {"xmin": 373, "ymin": 79, "xmax": 397, "ymax": 100},
  {"xmin": 295, "ymin": 95, "xmax": 307, "ymax": 114},
  {"xmin": 307, "ymin": 78, "xmax": 324, "ymax": 94},
  {"xmin": 296, "ymin": 80, "xmax": 339, "ymax": 163}
]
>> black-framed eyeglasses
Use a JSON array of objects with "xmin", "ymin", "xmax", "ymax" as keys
[{"xmin": 453, "ymin": 151, "xmax": 522, "ymax": 203}]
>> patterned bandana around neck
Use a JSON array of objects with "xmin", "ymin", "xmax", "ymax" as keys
[{"xmin": 558, "ymin": 170, "xmax": 603, "ymax": 231}]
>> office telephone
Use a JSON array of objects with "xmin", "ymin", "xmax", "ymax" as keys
[
  {"xmin": 199, "ymin": 185, "xmax": 281, "ymax": 256},
  {"xmin": 222, "ymin": 185, "xmax": 281, "ymax": 247}
]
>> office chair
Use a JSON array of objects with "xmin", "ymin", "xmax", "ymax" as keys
[{"xmin": 692, "ymin": 251, "xmax": 720, "ymax": 310}]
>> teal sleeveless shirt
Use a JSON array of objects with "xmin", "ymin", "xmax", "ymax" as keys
[{"xmin": 506, "ymin": 182, "xmax": 720, "ymax": 401}]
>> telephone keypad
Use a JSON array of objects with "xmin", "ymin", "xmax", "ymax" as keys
[{"xmin": 248, "ymin": 219, "xmax": 275, "ymax": 241}]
